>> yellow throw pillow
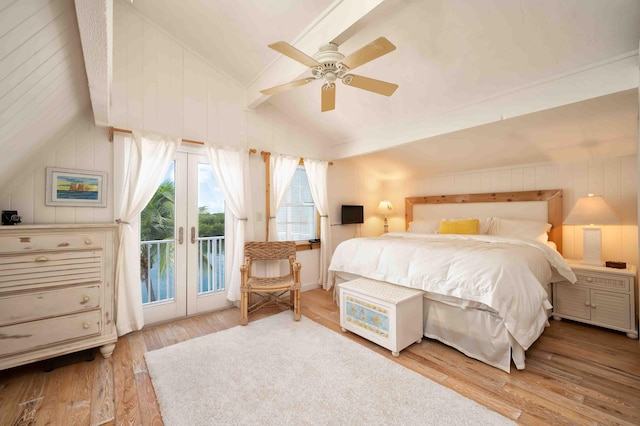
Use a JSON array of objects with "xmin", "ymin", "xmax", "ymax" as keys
[{"xmin": 439, "ymin": 219, "xmax": 480, "ymax": 235}]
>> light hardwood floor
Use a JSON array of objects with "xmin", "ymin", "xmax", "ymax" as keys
[{"xmin": 1, "ymin": 288, "xmax": 639, "ymax": 425}]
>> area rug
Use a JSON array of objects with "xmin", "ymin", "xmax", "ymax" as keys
[{"xmin": 144, "ymin": 312, "xmax": 513, "ymax": 425}]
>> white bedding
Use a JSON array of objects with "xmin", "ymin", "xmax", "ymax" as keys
[{"xmin": 328, "ymin": 232, "xmax": 576, "ymax": 350}]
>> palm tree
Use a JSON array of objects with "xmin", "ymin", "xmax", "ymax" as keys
[{"xmin": 140, "ymin": 180, "xmax": 175, "ymax": 302}]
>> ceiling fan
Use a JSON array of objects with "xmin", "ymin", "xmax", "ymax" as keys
[{"xmin": 260, "ymin": 37, "xmax": 398, "ymax": 112}]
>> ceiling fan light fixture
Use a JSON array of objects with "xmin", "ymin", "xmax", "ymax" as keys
[{"xmin": 324, "ymin": 71, "xmax": 337, "ymax": 82}]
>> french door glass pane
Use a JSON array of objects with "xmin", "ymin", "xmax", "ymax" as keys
[
  {"xmin": 197, "ymin": 163, "xmax": 225, "ymax": 295},
  {"xmin": 140, "ymin": 162, "xmax": 176, "ymax": 304}
]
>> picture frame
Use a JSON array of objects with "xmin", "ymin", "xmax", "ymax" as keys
[{"xmin": 45, "ymin": 167, "xmax": 107, "ymax": 207}]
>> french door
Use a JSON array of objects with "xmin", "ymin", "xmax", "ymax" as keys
[{"xmin": 140, "ymin": 149, "xmax": 232, "ymax": 324}]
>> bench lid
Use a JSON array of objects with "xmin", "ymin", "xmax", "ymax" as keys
[{"xmin": 338, "ymin": 278, "xmax": 423, "ymax": 303}]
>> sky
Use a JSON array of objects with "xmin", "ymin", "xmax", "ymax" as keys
[
  {"xmin": 161, "ymin": 161, "xmax": 224, "ymax": 214},
  {"xmin": 198, "ymin": 163, "xmax": 224, "ymax": 213}
]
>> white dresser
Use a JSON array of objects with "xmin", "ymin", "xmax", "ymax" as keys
[
  {"xmin": 552, "ymin": 259, "xmax": 637, "ymax": 339},
  {"xmin": 0, "ymin": 224, "xmax": 118, "ymax": 370}
]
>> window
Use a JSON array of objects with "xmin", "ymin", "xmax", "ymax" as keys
[{"xmin": 276, "ymin": 166, "xmax": 316, "ymax": 241}]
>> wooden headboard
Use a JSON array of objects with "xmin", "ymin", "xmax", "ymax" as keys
[{"xmin": 405, "ymin": 189, "xmax": 564, "ymax": 254}]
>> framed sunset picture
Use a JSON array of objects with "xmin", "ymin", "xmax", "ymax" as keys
[{"xmin": 45, "ymin": 167, "xmax": 107, "ymax": 207}]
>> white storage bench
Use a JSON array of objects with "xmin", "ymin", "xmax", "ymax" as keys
[{"xmin": 338, "ymin": 278, "xmax": 424, "ymax": 357}]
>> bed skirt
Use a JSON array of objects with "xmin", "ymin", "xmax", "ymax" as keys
[
  {"xmin": 331, "ymin": 272, "xmax": 539, "ymax": 373},
  {"xmin": 422, "ymin": 298, "xmax": 523, "ymax": 373}
]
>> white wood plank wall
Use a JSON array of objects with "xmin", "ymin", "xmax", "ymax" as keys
[
  {"xmin": 110, "ymin": 1, "xmax": 325, "ymax": 159},
  {"xmin": 0, "ymin": 4, "xmax": 328, "ymax": 222},
  {"xmin": 327, "ymin": 160, "xmax": 385, "ymax": 252},
  {"xmin": 0, "ymin": 112, "xmax": 113, "ymax": 225},
  {"xmin": 381, "ymin": 155, "xmax": 638, "ymax": 266}
]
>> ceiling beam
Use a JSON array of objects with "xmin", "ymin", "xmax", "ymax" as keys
[
  {"xmin": 74, "ymin": 0, "xmax": 112, "ymax": 126},
  {"xmin": 330, "ymin": 51, "xmax": 640, "ymax": 159},
  {"xmin": 245, "ymin": 0, "xmax": 388, "ymax": 110}
]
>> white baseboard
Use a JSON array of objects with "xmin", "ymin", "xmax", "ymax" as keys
[{"xmin": 301, "ymin": 282, "xmax": 322, "ymax": 292}]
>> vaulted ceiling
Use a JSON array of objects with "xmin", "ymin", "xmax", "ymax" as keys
[
  {"xmin": 123, "ymin": 0, "xmax": 639, "ymax": 170},
  {"xmin": 0, "ymin": 0, "xmax": 90, "ymax": 187},
  {"xmin": 1, "ymin": 0, "xmax": 638, "ymax": 187}
]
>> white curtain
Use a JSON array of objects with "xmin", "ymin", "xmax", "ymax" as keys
[
  {"xmin": 304, "ymin": 159, "xmax": 332, "ymax": 289},
  {"xmin": 204, "ymin": 146, "xmax": 253, "ymax": 301},
  {"xmin": 114, "ymin": 131, "xmax": 180, "ymax": 336},
  {"xmin": 268, "ymin": 154, "xmax": 299, "ymax": 241}
]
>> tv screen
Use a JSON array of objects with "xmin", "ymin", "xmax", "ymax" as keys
[{"xmin": 342, "ymin": 205, "xmax": 364, "ymax": 224}]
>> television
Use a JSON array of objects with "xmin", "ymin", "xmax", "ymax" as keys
[{"xmin": 341, "ymin": 205, "xmax": 364, "ymax": 224}]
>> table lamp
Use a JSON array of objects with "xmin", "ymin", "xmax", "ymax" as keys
[
  {"xmin": 563, "ymin": 194, "xmax": 620, "ymax": 266},
  {"xmin": 376, "ymin": 199, "xmax": 394, "ymax": 233}
]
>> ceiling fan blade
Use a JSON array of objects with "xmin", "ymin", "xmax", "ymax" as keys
[
  {"xmin": 268, "ymin": 41, "xmax": 321, "ymax": 68},
  {"xmin": 342, "ymin": 74, "xmax": 398, "ymax": 96},
  {"xmin": 340, "ymin": 37, "xmax": 396, "ymax": 70},
  {"xmin": 260, "ymin": 78, "xmax": 315, "ymax": 96},
  {"xmin": 321, "ymin": 84, "xmax": 336, "ymax": 112}
]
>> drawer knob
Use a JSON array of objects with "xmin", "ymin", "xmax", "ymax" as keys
[
  {"xmin": 35, "ymin": 256, "xmax": 49, "ymax": 262},
  {"xmin": 586, "ymin": 277, "xmax": 593, "ymax": 282},
  {"xmin": 82, "ymin": 295, "xmax": 91, "ymax": 302},
  {"xmin": 82, "ymin": 322, "xmax": 91, "ymax": 329},
  {"xmin": 85, "ymin": 239, "xmax": 93, "ymax": 245}
]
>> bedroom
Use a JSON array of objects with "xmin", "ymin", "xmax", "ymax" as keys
[{"xmin": 0, "ymin": 0, "xmax": 639, "ymax": 424}]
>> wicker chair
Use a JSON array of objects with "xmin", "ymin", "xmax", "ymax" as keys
[{"xmin": 240, "ymin": 241, "xmax": 301, "ymax": 325}]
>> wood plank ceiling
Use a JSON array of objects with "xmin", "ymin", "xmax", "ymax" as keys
[
  {"xmin": 0, "ymin": 0, "xmax": 90, "ymax": 187},
  {"xmin": 0, "ymin": 0, "xmax": 638, "ymax": 188}
]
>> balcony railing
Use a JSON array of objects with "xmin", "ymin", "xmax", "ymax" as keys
[
  {"xmin": 140, "ymin": 236, "xmax": 225, "ymax": 305},
  {"xmin": 198, "ymin": 236, "xmax": 225, "ymax": 294}
]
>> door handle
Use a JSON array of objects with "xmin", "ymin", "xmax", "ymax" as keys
[
  {"xmin": 178, "ymin": 227, "xmax": 184, "ymax": 244},
  {"xmin": 191, "ymin": 227, "xmax": 196, "ymax": 244}
]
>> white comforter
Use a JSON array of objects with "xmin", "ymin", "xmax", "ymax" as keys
[{"xmin": 328, "ymin": 232, "xmax": 576, "ymax": 349}]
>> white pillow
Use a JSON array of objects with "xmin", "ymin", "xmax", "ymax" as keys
[
  {"xmin": 489, "ymin": 218, "xmax": 551, "ymax": 243},
  {"xmin": 441, "ymin": 217, "xmax": 493, "ymax": 234},
  {"xmin": 408, "ymin": 220, "xmax": 440, "ymax": 234}
]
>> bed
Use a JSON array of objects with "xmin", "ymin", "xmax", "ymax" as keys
[{"xmin": 328, "ymin": 190, "xmax": 577, "ymax": 373}]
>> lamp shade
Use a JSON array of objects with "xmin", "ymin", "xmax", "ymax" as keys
[
  {"xmin": 563, "ymin": 195, "xmax": 620, "ymax": 225},
  {"xmin": 376, "ymin": 199, "xmax": 394, "ymax": 215}
]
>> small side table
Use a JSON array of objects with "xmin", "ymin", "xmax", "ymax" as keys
[{"xmin": 552, "ymin": 260, "xmax": 637, "ymax": 339}]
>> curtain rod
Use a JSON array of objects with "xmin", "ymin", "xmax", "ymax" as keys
[
  {"xmin": 108, "ymin": 128, "xmax": 332, "ymax": 164},
  {"xmin": 260, "ymin": 151, "xmax": 333, "ymax": 166},
  {"xmin": 108, "ymin": 127, "xmax": 257, "ymax": 154}
]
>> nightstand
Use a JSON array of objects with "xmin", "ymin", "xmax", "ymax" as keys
[{"xmin": 552, "ymin": 259, "xmax": 637, "ymax": 339}]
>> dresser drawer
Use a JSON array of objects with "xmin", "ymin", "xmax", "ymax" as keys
[
  {"xmin": 0, "ymin": 284, "xmax": 101, "ymax": 326},
  {"xmin": 0, "ymin": 251, "xmax": 102, "ymax": 289},
  {"xmin": 573, "ymin": 271, "xmax": 631, "ymax": 292},
  {"xmin": 0, "ymin": 232, "xmax": 104, "ymax": 253},
  {"xmin": 0, "ymin": 310, "xmax": 101, "ymax": 357}
]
